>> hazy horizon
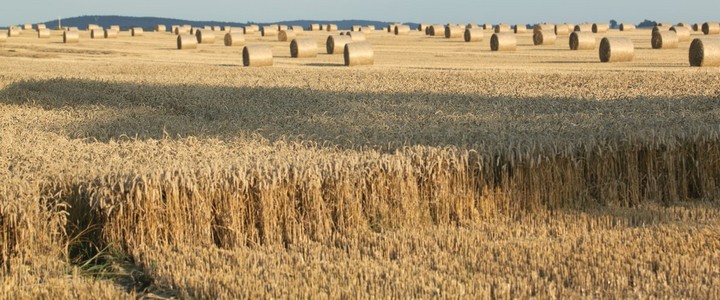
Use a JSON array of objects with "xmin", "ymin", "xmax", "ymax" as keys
[{"xmin": 2, "ymin": 0, "xmax": 718, "ymax": 27}]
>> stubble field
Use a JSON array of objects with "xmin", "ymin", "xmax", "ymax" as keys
[{"xmin": 1, "ymin": 26, "xmax": 720, "ymax": 298}]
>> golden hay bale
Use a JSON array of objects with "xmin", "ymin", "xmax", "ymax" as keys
[
  {"xmin": 344, "ymin": 42, "xmax": 374, "ymax": 66},
  {"xmin": 36, "ymin": 24, "xmax": 46, "ymax": 30},
  {"xmin": 494, "ymin": 23, "xmax": 512, "ymax": 33},
  {"xmin": 174, "ymin": 26, "xmax": 188, "ymax": 35},
  {"xmin": 599, "ymin": 37, "xmax": 634, "ymax": 62},
  {"xmin": 491, "ymin": 33, "xmax": 516, "ymax": 51},
  {"xmin": 352, "ymin": 25, "xmax": 362, "ymax": 31},
  {"xmin": 278, "ymin": 30, "xmax": 296, "ymax": 41},
  {"xmin": 676, "ymin": 22, "xmax": 691, "ymax": 28},
  {"xmin": 290, "ymin": 38, "xmax": 318, "ymax": 58},
  {"xmin": 348, "ymin": 31, "xmax": 366, "ymax": 41},
  {"xmin": 429, "ymin": 24, "xmax": 445, "ymax": 36},
  {"xmin": 445, "ymin": 26, "xmax": 463, "ymax": 38},
  {"xmin": 261, "ymin": 26, "xmax": 278, "ymax": 37},
  {"xmin": 569, "ymin": 31, "xmax": 595, "ymax": 50},
  {"xmin": 574, "ymin": 24, "xmax": 593, "ymax": 32},
  {"xmin": 196, "ymin": 29, "xmax": 216, "ymax": 44},
  {"xmin": 177, "ymin": 34, "xmax": 197, "ymax": 49},
  {"xmin": 326, "ymin": 24, "xmax": 338, "ymax": 31},
  {"xmin": 533, "ymin": 30, "xmax": 556, "ymax": 45},
  {"xmin": 533, "ymin": 23, "xmax": 554, "ymax": 32},
  {"xmin": 326, "ymin": 35, "xmax": 353, "ymax": 54},
  {"xmin": 63, "ymin": 31, "xmax": 79, "ymax": 43},
  {"xmin": 8, "ymin": 27, "xmax": 20, "ymax": 37},
  {"xmin": 243, "ymin": 45, "xmax": 273, "ymax": 67},
  {"xmin": 671, "ymin": 26, "xmax": 692, "ymax": 42},
  {"xmin": 652, "ymin": 25, "xmax": 671, "ymax": 33},
  {"xmin": 702, "ymin": 22, "xmax": 720, "ymax": 35},
  {"xmin": 656, "ymin": 22, "xmax": 673, "ymax": 27},
  {"xmin": 394, "ymin": 25, "xmax": 411, "ymax": 35},
  {"xmin": 131, "ymin": 27, "xmax": 143, "ymax": 37},
  {"xmin": 652, "ymin": 30, "xmax": 679, "ymax": 49},
  {"xmin": 90, "ymin": 29, "xmax": 104, "ymax": 39},
  {"xmin": 592, "ymin": 23, "xmax": 609, "ymax": 33},
  {"xmin": 689, "ymin": 38, "xmax": 720, "ymax": 66},
  {"xmin": 156, "ymin": 24, "xmax": 166, "ymax": 32},
  {"xmin": 360, "ymin": 26, "xmax": 374, "ymax": 33},
  {"xmin": 171, "ymin": 25, "xmax": 179, "ymax": 33},
  {"xmin": 224, "ymin": 32, "xmax": 245, "ymax": 46},
  {"xmin": 417, "ymin": 24, "xmax": 428, "ymax": 31},
  {"xmin": 309, "ymin": 24, "xmax": 321, "ymax": 31},
  {"xmin": 619, "ymin": 23, "xmax": 635, "ymax": 31},
  {"xmin": 110, "ymin": 25, "xmax": 120, "ymax": 31},
  {"xmin": 483, "ymin": 23, "xmax": 493, "ymax": 30},
  {"xmin": 514, "ymin": 24, "xmax": 527, "ymax": 33},
  {"xmin": 464, "ymin": 28, "xmax": 484, "ymax": 42},
  {"xmin": 277, "ymin": 25, "xmax": 288, "ymax": 31},
  {"xmin": 23, "ymin": 24, "xmax": 32, "ymax": 30},
  {"xmin": 692, "ymin": 23, "xmax": 701, "ymax": 31},
  {"xmin": 104, "ymin": 29, "xmax": 118, "ymax": 39},
  {"xmin": 554, "ymin": 24, "xmax": 570, "ymax": 35},
  {"xmin": 291, "ymin": 25, "xmax": 304, "ymax": 33},
  {"xmin": 466, "ymin": 23, "xmax": 481, "ymax": 29},
  {"xmin": 37, "ymin": 29, "xmax": 50, "ymax": 39}
]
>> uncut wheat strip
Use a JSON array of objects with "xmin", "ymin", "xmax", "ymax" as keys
[{"xmin": 689, "ymin": 38, "xmax": 720, "ymax": 66}]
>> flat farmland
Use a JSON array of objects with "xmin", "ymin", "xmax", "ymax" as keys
[{"xmin": 1, "ymin": 27, "xmax": 720, "ymax": 298}]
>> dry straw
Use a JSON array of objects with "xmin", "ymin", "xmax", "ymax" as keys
[
  {"xmin": 36, "ymin": 24, "xmax": 46, "ymax": 30},
  {"xmin": 0, "ymin": 33, "xmax": 5, "ymax": 42},
  {"xmin": 689, "ymin": 38, "xmax": 720, "ymax": 66},
  {"xmin": 156, "ymin": 24, "xmax": 166, "ymax": 32},
  {"xmin": 348, "ymin": 31, "xmax": 366, "ymax": 41},
  {"xmin": 575, "ymin": 24, "xmax": 592, "ymax": 32},
  {"xmin": 702, "ymin": 22, "xmax": 720, "ymax": 35},
  {"xmin": 224, "ymin": 32, "xmax": 245, "ymax": 46},
  {"xmin": 491, "ymin": 33, "xmax": 516, "ymax": 51},
  {"xmin": 174, "ymin": 27, "xmax": 188, "ymax": 35},
  {"xmin": 261, "ymin": 26, "xmax": 278, "ymax": 37},
  {"xmin": 63, "ymin": 31, "xmax": 79, "ymax": 43},
  {"xmin": 326, "ymin": 24, "xmax": 338, "ymax": 31},
  {"xmin": 464, "ymin": 28, "xmax": 484, "ymax": 42},
  {"xmin": 8, "ymin": 28, "xmax": 20, "ymax": 37},
  {"xmin": 483, "ymin": 23, "xmax": 493, "ymax": 30},
  {"xmin": 569, "ymin": 31, "xmax": 595, "ymax": 50},
  {"xmin": 592, "ymin": 23, "xmax": 609, "ymax": 33},
  {"xmin": 171, "ymin": 25, "xmax": 179, "ymax": 34},
  {"xmin": 243, "ymin": 45, "xmax": 273, "ymax": 67},
  {"xmin": 104, "ymin": 29, "xmax": 118, "ymax": 39},
  {"xmin": 196, "ymin": 29, "xmax": 216, "ymax": 44},
  {"xmin": 352, "ymin": 25, "xmax": 362, "ymax": 31},
  {"xmin": 533, "ymin": 23, "xmax": 554, "ymax": 32},
  {"xmin": 395, "ymin": 25, "xmax": 411, "ymax": 35},
  {"xmin": 417, "ymin": 24, "xmax": 428, "ymax": 31},
  {"xmin": 599, "ymin": 37, "xmax": 634, "ymax": 62},
  {"xmin": 23, "ymin": 23, "xmax": 31, "ymax": 30},
  {"xmin": 494, "ymin": 23, "xmax": 512, "ymax": 33},
  {"xmin": 652, "ymin": 30, "xmax": 679, "ymax": 49},
  {"xmin": 533, "ymin": 30, "xmax": 557, "ymax": 45},
  {"xmin": 514, "ymin": 24, "xmax": 527, "ymax": 33},
  {"xmin": 445, "ymin": 26, "xmax": 463, "ymax": 38},
  {"xmin": 278, "ymin": 30, "xmax": 296, "ymax": 41},
  {"xmin": 110, "ymin": 25, "xmax": 120, "ymax": 31},
  {"xmin": 291, "ymin": 25, "xmax": 304, "ymax": 33},
  {"xmin": 360, "ymin": 26, "xmax": 374, "ymax": 33},
  {"xmin": 290, "ymin": 38, "xmax": 318, "ymax": 58},
  {"xmin": 309, "ymin": 24, "xmax": 321, "ymax": 31},
  {"xmin": 554, "ymin": 24, "xmax": 570, "ymax": 35},
  {"xmin": 277, "ymin": 25, "xmax": 288, "ymax": 31},
  {"xmin": 692, "ymin": 24, "xmax": 701, "ymax": 31},
  {"xmin": 37, "ymin": 29, "xmax": 50, "ymax": 39},
  {"xmin": 619, "ymin": 23, "xmax": 636, "ymax": 31},
  {"xmin": 466, "ymin": 23, "xmax": 481, "ymax": 29},
  {"xmin": 671, "ymin": 26, "xmax": 691, "ymax": 42},
  {"xmin": 344, "ymin": 42, "xmax": 374, "ymax": 66},
  {"xmin": 131, "ymin": 27, "xmax": 143, "ymax": 37},
  {"xmin": 429, "ymin": 24, "xmax": 445, "ymax": 36},
  {"xmin": 90, "ymin": 29, "xmax": 103, "ymax": 39},
  {"xmin": 326, "ymin": 35, "xmax": 352, "ymax": 54},
  {"xmin": 177, "ymin": 34, "xmax": 198, "ymax": 49}
]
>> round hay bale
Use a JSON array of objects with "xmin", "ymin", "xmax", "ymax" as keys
[
  {"xmin": 90, "ymin": 29, "xmax": 104, "ymax": 39},
  {"xmin": 445, "ymin": 26, "xmax": 463, "ymax": 38},
  {"xmin": 514, "ymin": 24, "xmax": 527, "ymax": 33},
  {"xmin": 599, "ymin": 37, "xmax": 634, "ymax": 62},
  {"xmin": 533, "ymin": 23, "xmax": 554, "ymax": 32},
  {"xmin": 554, "ymin": 24, "xmax": 570, "ymax": 35},
  {"xmin": 110, "ymin": 25, "xmax": 121, "ymax": 31},
  {"xmin": 174, "ymin": 26, "xmax": 189, "ymax": 35},
  {"xmin": 533, "ymin": 30, "xmax": 557, "ymax": 45},
  {"xmin": 290, "ymin": 38, "xmax": 318, "ymax": 58},
  {"xmin": 360, "ymin": 26, "xmax": 374, "ymax": 33},
  {"xmin": 23, "ymin": 24, "xmax": 32, "ymax": 30},
  {"xmin": 203, "ymin": 25, "xmax": 213, "ymax": 31},
  {"xmin": 277, "ymin": 25, "xmax": 288, "ymax": 31},
  {"xmin": 326, "ymin": 35, "xmax": 353, "ymax": 54},
  {"xmin": 656, "ymin": 22, "xmax": 673, "ymax": 27},
  {"xmin": 171, "ymin": 25, "xmax": 179, "ymax": 34},
  {"xmin": 652, "ymin": 25, "xmax": 671, "ymax": 33},
  {"xmin": 574, "ymin": 24, "xmax": 592, "ymax": 32},
  {"xmin": 224, "ymin": 32, "xmax": 245, "ymax": 46},
  {"xmin": 131, "ymin": 27, "xmax": 143, "ymax": 37},
  {"xmin": 104, "ymin": 29, "xmax": 118, "ymax": 39},
  {"xmin": 8, "ymin": 28, "xmax": 20, "ymax": 37},
  {"xmin": 37, "ymin": 24, "xmax": 47, "ymax": 30},
  {"xmin": 348, "ymin": 31, "xmax": 366, "ymax": 41},
  {"xmin": 670, "ymin": 26, "xmax": 692, "ymax": 42},
  {"xmin": 243, "ymin": 45, "xmax": 273, "ymax": 67},
  {"xmin": 652, "ymin": 30, "xmax": 679, "ymax": 49},
  {"xmin": 417, "ymin": 24, "xmax": 428, "ymax": 31},
  {"xmin": 702, "ymin": 22, "xmax": 720, "ymax": 35},
  {"xmin": 344, "ymin": 42, "xmax": 373, "ymax": 66},
  {"xmin": 619, "ymin": 23, "xmax": 635, "ymax": 31},
  {"xmin": 156, "ymin": 24, "xmax": 166, "ymax": 32},
  {"xmin": 291, "ymin": 25, "xmax": 304, "ymax": 33},
  {"xmin": 676, "ymin": 22, "xmax": 691, "ymax": 28},
  {"xmin": 309, "ymin": 24, "xmax": 321, "ymax": 31},
  {"xmin": 352, "ymin": 25, "xmax": 362, "ymax": 31},
  {"xmin": 63, "ymin": 31, "xmax": 79, "ymax": 43},
  {"xmin": 429, "ymin": 24, "xmax": 445, "ymax": 36},
  {"xmin": 278, "ymin": 30, "xmax": 296, "ymax": 41},
  {"xmin": 466, "ymin": 24, "xmax": 481, "ymax": 29},
  {"xmin": 490, "ymin": 33, "xmax": 516, "ymax": 51},
  {"xmin": 569, "ymin": 31, "xmax": 595, "ymax": 50},
  {"xmin": 177, "ymin": 34, "xmax": 198, "ymax": 49},
  {"xmin": 326, "ymin": 24, "xmax": 338, "ymax": 31},
  {"xmin": 483, "ymin": 24, "xmax": 493, "ymax": 30},
  {"xmin": 394, "ymin": 25, "xmax": 411, "ymax": 35},
  {"xmin": 494, "ymin": 23, "xmax": 512, "ymax": 33},
  {"xmin": 592, "ymin": 23, "xmax": 609, "ymax": 33},
  {"xmin": 689, "ymin": 38, "xmax": 720, "ymax": 66},
  {"xmin": 261, "ymin": 26, "xmax": 278, "ymax": 37},
  {"xmin": 37, "ymin": 29, "xmax": 50, "ymax": 39},
  {"xmin": 692, "ymin": 24, "xmax": 701, "ymax": 32},
  {"xmin": 464, "ymin": 28, "xmax": 484, "ymax": 42},
  {"xmin": 196, "ymin": 29, "xmax": 216, "ymax": 44}
]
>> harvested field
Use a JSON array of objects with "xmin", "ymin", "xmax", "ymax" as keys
[{"xmin": 1, "ymin": 27, "xmax": 720, "ymax": 299}]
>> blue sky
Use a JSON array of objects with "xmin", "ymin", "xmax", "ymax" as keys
[{"xmin": 2, "ymin": 0, "xmax": 718, "ymax": 26}]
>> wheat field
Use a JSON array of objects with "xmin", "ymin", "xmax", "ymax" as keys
[{"xmin": 1, "ymin": 26, "xmax": 720, "ymax": 298}]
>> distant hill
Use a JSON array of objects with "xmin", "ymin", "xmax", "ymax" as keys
[{"xmin": 14, "ymin": 15, "xmax": 414, "ymax": 31}]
